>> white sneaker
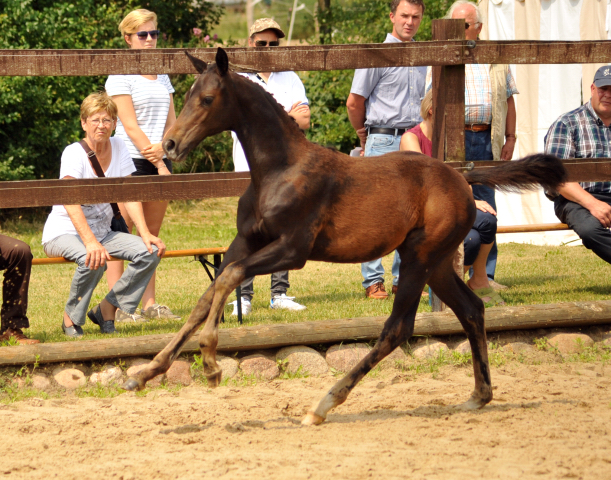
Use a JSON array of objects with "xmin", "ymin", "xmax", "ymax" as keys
[
  {"xmin": 270, "ymin": 294, "xmax": 306, "ymax": 311},
  {"xmin": 229, "ymin": 297, "xmax": 252, "ymax": 316}
]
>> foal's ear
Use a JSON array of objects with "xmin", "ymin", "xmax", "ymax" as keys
[
  {"xmin": 185, "ymin": 51, "xmax": 207, "ymax": 74},
  {"xmin": 216, "ymin": 47, "xmax": 229, "ymax": 77}
]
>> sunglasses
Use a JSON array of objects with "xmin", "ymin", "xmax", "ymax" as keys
[
  {"xmin": 254, "ymin": 40, "xmax": 280, "ymax": 47},
  {"xmin": 465, "ymin": 22, "xmax": 480, "ymax": 30},
  {"xmin": 135, "ymin": 30, "xmax": 160, "ymax": 40}
]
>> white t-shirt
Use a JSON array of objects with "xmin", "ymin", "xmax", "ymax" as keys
[
  {"xmin": 42, "ymin": 138, "xmax": 136, "ymax": 244},
  {"xmin": 105, "ymin": 74, "xmax": 175, "ymax": 159},
  {"xmin": 232, "ymin": 71, "xmax": 309, "ymax": 172}
]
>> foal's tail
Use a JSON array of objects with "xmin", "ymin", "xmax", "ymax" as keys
[{"xmin": 463, "ymin": 154, "xmax": 567, "ymax": 193}]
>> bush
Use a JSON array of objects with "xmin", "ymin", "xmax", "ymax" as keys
[{"xmin": 0, "ymin": 0, "xmax": 224, "ymax": 180}]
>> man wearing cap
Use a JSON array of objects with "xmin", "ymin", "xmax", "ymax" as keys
[
  {"xmin": 229, "ymin": 18, "xmax": 310, "ymax": 316},
  {"xmin": 544, "ymin": 65, "xmax": 611, "ymax": 264},
  {"xmin": 346, "ymin": 0, "xmax": 426, "ymax": 299}
]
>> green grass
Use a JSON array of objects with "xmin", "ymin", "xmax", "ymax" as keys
[{"xmin": 1, "ymin": 197, "xmax": 610, "ymax": 345}]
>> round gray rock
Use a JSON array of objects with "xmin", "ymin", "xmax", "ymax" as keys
[
  {"xmin": 217, "ymin": 355, "xmax": 239, "ymax": 380},
  {"xmin": 546, "ymin": 333, "xmax": 594, "ymax": 355},
  {"xmin": 378, "ymin": 347, "xmax": 408, "ymax": 369},
  {"xmin": 89, "ymin": 366, "xmax": 123, "ymax": 386},
  {"xmin": 454, "ymin": 339, "xmax": 471, "ymax": 355},
  {"xmin": 410, "ymin": 339, "xmax": 449, "ymax": 359},
  {"xmin": 165, "ymin": 360, "xmax": 192, "ymax": 386},
  {"xmin": 326, "ymin": 343, "xmax": 370, "ymax": 372},
  {"xmin": 240, "ymin": 354, "xmax": 279, "ymax": 380},
  {"xmin": 31, "ymin": 374, "xmax": 51, "ymax": 390},
  {"xmin": 276, "ymin": 346, "xmax": 329, "ymax": 376},
  {"xmin": 53, "ymin": 368, "xmax": 86, "ymax": 390}
]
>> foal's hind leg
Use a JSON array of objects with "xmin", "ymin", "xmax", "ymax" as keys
[
  {"xmin": 427, "ymin": 257, "xmax": 493, "ymax": 409},
  {"xmin": 302, "ymin": 262, "xmax": 427, "ymax": 425}
]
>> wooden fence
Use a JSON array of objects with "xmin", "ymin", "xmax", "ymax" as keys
[{"xmin": 0, "ymin": 19, "xmax": 610, "ymax": 351}]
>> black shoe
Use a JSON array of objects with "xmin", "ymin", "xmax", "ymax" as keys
[
  {"xmin": 87, "ymin": 304, "xmax": 117, "ymax": 334},
  {"xmin": 62, "ymin": 320, "xmax": 83, "ymax": 338}
]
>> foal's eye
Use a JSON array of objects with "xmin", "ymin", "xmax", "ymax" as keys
[{"xmin": 202, "ymin": 96, "xmax": 214, "ymax": 106}]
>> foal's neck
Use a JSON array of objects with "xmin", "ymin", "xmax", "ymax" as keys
[{"xmin": 232, "ymin": 76, "xmax": 301, "ymax": 186}]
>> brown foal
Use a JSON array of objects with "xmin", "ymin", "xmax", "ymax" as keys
[{"xmin": 122, "ymin": 48, "xmax": 567, "ymax": 426}]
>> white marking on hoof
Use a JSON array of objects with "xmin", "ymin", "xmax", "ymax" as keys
[
  {"xmin": 456, "ymin": 396, "xmax": 487, "ymax": 411},
  {"xmin": 301, "ymin": 411, "xmax": 325, "ymax": 426}
]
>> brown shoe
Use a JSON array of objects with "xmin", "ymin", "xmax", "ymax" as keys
[
  {"xmin": 0, "ymin": 328, "xmax": 40, "ymax": 345},
  {"xmin": 365, "ymin": 282, "xmax": 388, "ymax": 299}
]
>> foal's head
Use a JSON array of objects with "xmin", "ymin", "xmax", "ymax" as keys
[{"xmin": 164, "ymin": 48, "xmax": 234, "ymax": 163}]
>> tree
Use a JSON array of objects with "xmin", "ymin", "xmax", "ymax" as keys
[
  {"xmin": 0, "ymin": 0, "xmax": 224, "ymax": 180},
  {"xmin": 304, "ymin": 0, "xmax": 450, "ymax": 153}
]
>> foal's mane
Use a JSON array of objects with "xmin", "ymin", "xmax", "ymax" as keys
[{"xmin": 229, "ymin": 70, "xmax": 304, "ymax": 133}]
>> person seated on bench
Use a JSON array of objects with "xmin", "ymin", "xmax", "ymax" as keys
[
  {"xmin": 41, "ymin": 92, "xmax": 166, "ymax": 338},
  {"xmin": 0, "ymin": 235, "xmax": 39, "ymax": 345},
  {"xmin": 400, "ymin": 89, "xmax": 504, "ymax": 306},
  {"xmin": 544, "ymin": 66, "xmax": 611, "ymax": 266}
]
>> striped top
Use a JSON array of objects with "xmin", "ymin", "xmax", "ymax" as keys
[
  {"xmin": 544, "ymin": 101, "xmax": 611, "ymax": 194},
  {"xmin": 105, "ymin": 74, "xmax": 175, "ymax": 159}
]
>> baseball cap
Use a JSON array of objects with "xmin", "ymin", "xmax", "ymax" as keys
[
  {"xmin": 593, "ymin": 65, "xmax": 611, "ymax": 87},
  {"xmin": 249, "ymin": 18, "xmax": 285, "ymax": 38}
]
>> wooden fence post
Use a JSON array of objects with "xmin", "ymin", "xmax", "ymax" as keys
[{"xmin": 431, "ymin": 19, "xmax": 466, "ymax": 312}]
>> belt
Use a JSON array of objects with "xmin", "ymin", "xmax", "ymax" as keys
[
  {"xmin": 465, "ymin": 124, "xmax": 491, "ymax": 132},
  {"xmin": 369, "ymin": 127, "xmax": 407, "ymax": 136}
]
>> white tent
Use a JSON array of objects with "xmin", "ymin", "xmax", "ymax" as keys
[{"xmin": 478, "ymin": 0, "xmax": 610, "ymax": 245}]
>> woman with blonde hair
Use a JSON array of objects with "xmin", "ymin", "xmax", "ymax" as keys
[{"xmin": 105, "ymin": 8, "xmax": 179, "ymax": 321}]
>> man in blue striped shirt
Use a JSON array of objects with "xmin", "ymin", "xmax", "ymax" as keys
[{"xmin": 544, "ymin": 65, "xmax": 611, "ymax": 263}]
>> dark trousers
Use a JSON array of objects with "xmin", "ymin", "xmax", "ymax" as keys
[
  {"xmin": 240, "ymin": 271, "xmax": 290, "ymax": 301},
  {"xmin": 464, "ymin": 210, "xmax": 498, "ymax": 266},
  {"xmin": 0, "ymin": 235, "xmax": 32, "ymax": 333},
  {"xmin": 466, "ymin": 129, "xmax": 498, "ymax": 279},
  {"xmin": 554, "ymin": 192, "xmax": 611, "ymax": 264}
]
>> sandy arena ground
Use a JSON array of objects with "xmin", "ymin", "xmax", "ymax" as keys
[{"xmin": 2, "ymin": 359, "xmax": 611, "ymax": 480}]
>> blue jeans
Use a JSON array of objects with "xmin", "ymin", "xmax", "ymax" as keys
[
  {"xmin": 465, "ymin": 129, "xmax": 497, "ymax": 280},
  {"xmin": 361, "ymin": 132, "xmax": 402, "ymax": 289},
  {"xmin": 44, "ymin": 231, "xmax": 160, "ymax": 326}
]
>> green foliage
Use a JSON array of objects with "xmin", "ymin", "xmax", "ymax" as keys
[
  {"xmin": 304, "ymin": 0, "xmax": 451, "ymax": 153},
  {"xmin": 0, "ymin": 0, "xmax": 224, "ymax": 180}
]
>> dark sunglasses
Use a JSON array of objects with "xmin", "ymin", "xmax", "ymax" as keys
[
  {"xmin": 135, "ymin": 30, "xmax": 160, "ymax": 40},
  {"xmin": 465, "ymin": 22, "xmax": 480, "ymax": 30},
  {"xmin": 254, "ymin": 40, "xmax": 280, "ymax": 47}
]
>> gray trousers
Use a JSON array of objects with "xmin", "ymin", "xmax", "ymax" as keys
[
  {"xmin": 240, "ymin": 271, "xmax": 289, "ymax": 301},
  {"xmin": 44, "ymin": 232, "xmax": 160, "ymax": 326}
]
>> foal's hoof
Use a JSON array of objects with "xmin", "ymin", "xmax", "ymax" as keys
[
  {"xmin": 122, "ymin": 378, "xmax": 144, "ymax": 392},
  {"xmin": 301, "ymin": 411, "xmax": 325, "ymax": 426},
  {"xmin": 205, "ymin": 369, "xmax": 223, "ymax": 388},
  {"xmin": 457, "ymin": 395, "xmax": 490, "ymax": 411}
]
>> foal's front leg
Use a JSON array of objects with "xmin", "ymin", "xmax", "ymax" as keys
[{"xmin": 198, "ymin": 238, "xmax": 310, "ymax": 386}]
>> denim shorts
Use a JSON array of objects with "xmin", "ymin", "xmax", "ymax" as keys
[{"xmin": 131, "ymin": 158, "xmax": 173, "ymax": 176}]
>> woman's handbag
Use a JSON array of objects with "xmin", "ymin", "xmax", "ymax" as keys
[{"xmin": 79, "ymin": 140, "xmax": 130, "ymax": 234}]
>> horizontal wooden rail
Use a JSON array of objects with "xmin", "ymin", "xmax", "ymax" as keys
[
  {"xmin": 32, "ymin": 247, "xmax": 228, "ymax": 266},
  {"xmin": 0, "ymin": 159, "xmax": 609, "ymax": 209},
  {"xmin": 1, "ymin": 300, "xmax": 610, "ymax": 365},
  {"xmin": 2, "ymin": 40, "xmax": 611, "ymax": 76},
  {"xmin": 497, "ymin": 223, "xmax": 569, "ymax": 234}
]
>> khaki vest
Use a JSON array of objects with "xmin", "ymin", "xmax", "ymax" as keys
[{"xmin": 489, "ymin": 64, "xmax": 509, "ymax": 161}]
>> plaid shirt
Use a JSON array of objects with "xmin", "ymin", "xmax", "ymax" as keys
[
  {"xmin": 544, "ymin": 101, "xmax": 611, "ymax": 194},
  {"xmin": 425, "ymin": 65, "xmax": 519, "ymax": 124},
  {"xmin": 464, "ymin": 64, "xmax": 519, "ymax": 124}
]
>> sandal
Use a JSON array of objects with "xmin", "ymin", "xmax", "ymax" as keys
[{"xmin": 467, "ymin": 282, "xmax": 506, "ymax": 308}]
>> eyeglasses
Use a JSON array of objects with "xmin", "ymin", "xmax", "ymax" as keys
[
  {"xmin": 254, "ymin": 40, "xmax": 280, "ymax": 47},
  {"xmin": 135, "ymin": 30, "xmax": 160, "ymax": 40},
  {"xmin": 88, "ymin": 117, "xmax": 114, "ymax": 127},
  {"xmin": 465, "ymin": 22, "xmax": 481, "ymax": 30}
]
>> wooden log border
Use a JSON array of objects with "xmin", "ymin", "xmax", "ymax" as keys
[
  {"xmin": 2, "ymin": 40, "xmax": 611, "ymax": 76},
  {"xmin": 1, "ymin": 300, "xmax": 610, "ymax": 366}
]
